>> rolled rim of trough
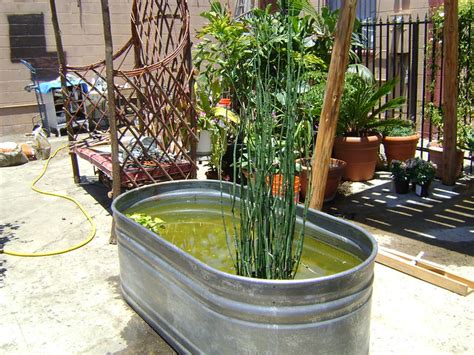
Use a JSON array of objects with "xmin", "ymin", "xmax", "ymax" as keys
[{"xmin": 112, "ymin": 180, "xmax": 378, "ymax": 288}]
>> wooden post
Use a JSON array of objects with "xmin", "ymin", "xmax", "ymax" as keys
[
  {"xmin": 186, "ymin": 40, "xmax": 197, "ymax": 179},
  {"xmin": 309, "ymin": 0, "xmax": 358, "ymax": 210},
  {"xmin": 130, "ymin": 1, "xmax": 145, "ymax": 135},
  {"xmin": 49, "ymin": 0, "xmax": 81, "ymax": 184},
  {"xmin": 441, "ymin": 0, "xmax": 459, "ymax": 185},
  {"xmin": 100, "ymin": 0, "xmax": 121, "ymax": 200},
  {"xmin": 100, "ymin": 0, "xmax": 122, "ymax": 244}
]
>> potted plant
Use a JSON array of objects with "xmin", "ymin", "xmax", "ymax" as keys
[
  {"xmin": 294, "ymin": 72, "xmax": 348, "ymax": 202},
  {"xmin": 382, "ymin": 125, "xmax": 419, "ymax": 166},
  {"xmin": 427, "ymin": 142, "xmax": 466, "ymax": 179},
  {"xmin": 390, "ymin": 159, "xmax": 410, "ymax": 194},
  {"xmin": 195, "ymin": 80, "xmax": 239, "ymax": 178},
  {"xmin": 427, "ymin": 103, "xmax": 472, "ymax": 178},
  {"xmin": 296, "ymin": 157, "xmax": 347, "ymax": 201},
  {"xmin": 426, "ymin": 103, "xmax": 469, "ymax": 178},
  {"xmin": 405, "ymin": 157, "xmax": 420, "ymax": 190},
  {"xmin": 412, "ymin": 158, "xmax": 436, "ymax": 197},
  {"xmin": 333, "ymin": 72, "xmax": 407, "ymax": 181},
  {"xmin": 194, "ymin": 81, "xmax": 215, "ymax": 157}
]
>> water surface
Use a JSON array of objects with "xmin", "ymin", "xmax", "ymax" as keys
[{"xmin": 127, "ymin": 200, "xmax": 361, "ymax": 279}]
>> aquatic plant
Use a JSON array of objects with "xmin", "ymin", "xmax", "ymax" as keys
[
  {"xmin": 228, "ymin": 3, "xmax": 313, "ymax": 279},
  {"xmin": 127, "ymin": 213, "xmax": 166, "ymax": 234}
]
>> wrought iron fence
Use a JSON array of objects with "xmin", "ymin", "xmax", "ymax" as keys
[{"xmin": 356, "ymin": 15, "xmax": 473, "ymax": 173}]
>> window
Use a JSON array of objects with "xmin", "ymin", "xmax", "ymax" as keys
[
  {"xmin": 327, "ymin": 0, "xmax": 377, "ymax": 21},
  {"xmin": 327, "ymin": 0, "xmax": 377, "ymax": 49}
]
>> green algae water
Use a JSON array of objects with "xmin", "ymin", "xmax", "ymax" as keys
[{"xmin": 126, "ymin": 200, "xmax": 361, "ymax": 279}]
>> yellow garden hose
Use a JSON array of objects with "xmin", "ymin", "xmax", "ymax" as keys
[{"xmin": 1, "ymin": 144, "xmax": 96, "ymax": 257}]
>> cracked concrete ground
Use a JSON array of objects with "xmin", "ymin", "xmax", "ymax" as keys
[{"xmin": 0, "ymin": 135, "xmax": 472, "ymax": 354}]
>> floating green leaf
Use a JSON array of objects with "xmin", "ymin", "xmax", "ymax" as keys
[{"xmin": 128, "ymin": 213, "xmax": 166, "ymax": 234}]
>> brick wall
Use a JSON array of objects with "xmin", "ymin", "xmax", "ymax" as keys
[{"xmin": 0, "ymin": 0, "xmax": 211, "ymax": 136}]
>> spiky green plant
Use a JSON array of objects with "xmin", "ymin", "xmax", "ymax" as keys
[{"xmin": 337, "ymin": 74, "xmax": 407, "ymax": 137}]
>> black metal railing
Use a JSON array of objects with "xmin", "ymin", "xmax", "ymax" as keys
[{"xmin": 356, "ymin": 15, "xmax": 473, "ymax": 173}]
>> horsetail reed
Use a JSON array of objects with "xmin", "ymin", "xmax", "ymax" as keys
[{"xmin": 231, "ymin": 6, "xmax": 312, "ymax": 279}]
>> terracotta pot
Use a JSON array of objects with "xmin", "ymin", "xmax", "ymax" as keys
[
  {"xmin": 428, "ymin": 145, "xmax": 464, "ymax": 179},
  {"xmin": 333, "ymin": 135, "xmax": 381, "ymax": 182},
  {"xmin": 218, "ymin": 98, "xmax": 231, "ymax": 107},
  {"xmin": 243, "ymin": 172, "xmax": 301, "ymax": 202},
  {"xmin": 382, "ymin": 133, "xmax": 419, "ymax": 165},
  {"xmin": 297, "ymin": 158, "xmax": 347, "ymax": 202},
  {"xmin": 267, "ymin": 174, "xmax": 300, "ymax": 203}
]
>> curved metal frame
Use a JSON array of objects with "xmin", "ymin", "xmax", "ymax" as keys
[{"xmin": 51, "ymin": 0, "xmax": 196, "ymax": 194}]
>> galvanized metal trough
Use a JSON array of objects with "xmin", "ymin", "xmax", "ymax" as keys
[{"xmin": 112, "ymin": 180, "xmax": 377, "ymax": 354}]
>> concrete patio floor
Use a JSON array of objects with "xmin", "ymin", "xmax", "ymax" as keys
[{"xmin": 1, "ymin": 135, "xmax": 473, "ymax": 354}]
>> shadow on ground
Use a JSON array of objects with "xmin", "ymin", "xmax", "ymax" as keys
[
  {"xmin": 0, "ymin": 223, "xmax": 21, "ymax": 287},
  {"xmin": 79, "ymin": 176, "xmax": 112, "ymax": 212},
  {"xmin": 323, "ymin": 173, "xmax": 474, "ymax": 256}
]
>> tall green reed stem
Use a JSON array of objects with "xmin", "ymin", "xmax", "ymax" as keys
[{"xmin": 232, "ymin": 9, "xmax": 311, "ymax": 279}]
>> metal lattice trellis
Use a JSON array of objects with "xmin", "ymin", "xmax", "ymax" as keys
[{"xmin": 50, "ymin": 0, "xmax": 196, "ymax": 193}]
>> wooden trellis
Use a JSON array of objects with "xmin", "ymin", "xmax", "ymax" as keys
[{"xmin": 50, "ymin": 0, "xmax": 196, "ymax": 196}]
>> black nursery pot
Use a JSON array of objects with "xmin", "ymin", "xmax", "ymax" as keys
[
  {"xmin": 393, "ymin": 179, "xmax": 410, "ymax": 194},
  {"xmin": 415, "ymin": 182, "xmax": 431, "ymax": 197},
  {"xmin": 221, "ymin": 140, "xmax": 244, "ymax": 184}
]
